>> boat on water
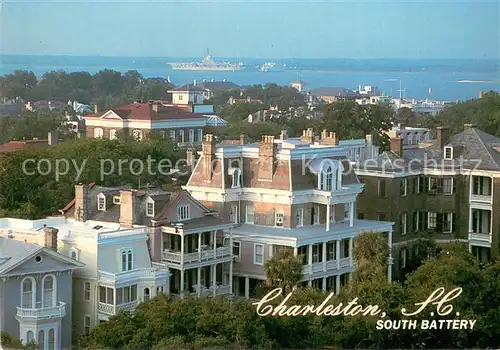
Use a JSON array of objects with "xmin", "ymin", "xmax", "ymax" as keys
[
  {"xmin": 170, "ymin": 51, "xmax": 243, "ymax": 71},
  {"xmin": 260, "ymin": 62, "xmax": 276, "ymax": 72}
]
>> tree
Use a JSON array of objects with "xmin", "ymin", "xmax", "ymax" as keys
[
  {"xmin": 0, "ymin": 70, "xmax": 37, "ymax": 99},
  {"xmin": 264, "ymin": 249, "xmax": 304, "ymax": 294}
]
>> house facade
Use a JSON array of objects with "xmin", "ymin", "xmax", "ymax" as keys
[
  {"xmin": 355, "ymin": 124, "xmax": 500, "ymax": 279},
  {"xmin": 0, "ymin": 232, "xmax": 84, "ymax": 348},
  {"xmin": 184, "ymin": 130, "xmax": 394, "ymax": 298}
]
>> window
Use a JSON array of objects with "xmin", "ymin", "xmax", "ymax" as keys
[
  {"xmin": 407, "ymin": 133, "xmax": 413, "ymax": 145},
  {"xmin": 178, "ymin": 130, "xmax": 185, "ymax": 143},
  {"xmin": 442, "ymin": 213, "xmax": 453, "ymax": 233},
  {"xmin": 418, "ymin": 211, "xmax": 428, "ymax": 231},
  {"xmin": 312, "ymin": 244, "xmax": 322, "ymax": 263},
  {"xmin": 428, "ymin": 212, "xmax": 437, "ymax": 229},
  {"xmin": 198, "ymin": 129, "xmax": 203, "ymax": 142},
  {"xmin": 400, "ymin": 248, "xmax": 407, "ymax": 268},
  {"xmin": 443, "ymin": 178, "xmax": 453, "ymax": 194},
  {"xmin": 413, "ymin": 212, "xmax": 419, "ymax": 232},
  {"xmin": 121, "ymin": 249, "xmax": 133, "ymax": 271},
  {"xmin": 231, "ymin": 168, "xmax": 241, "ymax": 188},
  {"xmin": 143, "ymin": 288, "xmax": 150, "ymax": 302},
  {"xmin": 43, "ymin": 275, "xmax": 55, "ymax": 307},
  {"xmin": 444, "ymin": 146, "xmax": 453, "ymax": 160},
  {"xmin": 116, "ymin": 285, "xmax": 138, "ymax": 304},
  {"xmin": 48, "ymin": 329, "xmax": 55, "ymax": 350},
  {"xmin": 245, "ymin": 205, "xmax": 254, "ymax": 224},
  {"xmin": 319, "ymin": 161, "xmax": 342, "ymax": 191},
  {"xmin": 378, "ymin": 179, "xmax": 386, "ymax": 197},
  {"xmin": 22, "ymin": 277, "xmax": 35, "ymax": 308},
  {"xmin": 70, "ymin": 248, "xmax": 80, "ymax": 260},
  {"xmin": 84, "ymin": 282, "xmax": 91, "ymax": 301},
  {"xmin": 275, "ymin": 210, "xmax": 284, "ymax": 227},
  {"xmin": 400, "ymin": 213, "xmax": 407, "ymax": 235},
  {"xmin": 169, "ymin": 130, "xmax": 176, "ymax": 140},
  {"xmin": 233, "ymin": 241, "xmax": 241, "ymax": 261},
  {"xmin": 132, "ymin": 129, "xmax": 143, "ymax": 140},
  {"xmin": 230, "ymin": 205, "xmax": 238, "ymax": 224},
  {"xmin": 109, "ymin": 129, "xmax": 117, "ymax": 140},
  {"xmin": 412, "ymin": 177, "xmax": 419, "ymax": 194},
  {"xmin": 312, "ymin": 205, "xmax": 320, "ymax": 224},
  {"xmin": 39, "ymin": 330, "xmax": 45, "ymax": 350},
  {"xmin": 99, "ymin": 286, "xmax": 114, "ymax": 304},
  {"xmin": 177, "ymin": 205, "xmax": 190, "ymax": 220},
  {"xmin": 189, "ymin": 129, "xmax": 194, "ymax": 142},
  {"xmin": 254, "ymin": 244, "xmax": 264, "ymax": 265},
  {"xmin": 93, "ymin": 128, "xmax": 103, "ymax": 138},
  {"xmin": 429, "ymin": 177, "xmax": 454, "ymax": 195},
  {"xmin": 418, "ymin": 176, "xmax": 427, "ymax": 193},
  {"xmin": 84, "ymin": 316, "xmax": 91, "ymax": 335},
  {"xmin": 113, "ymin": 196, "xmax": 121, "ymax": 204},
  {"xmin": 98, "ymin": 194, "xmax": 106, "ymax": 211},
  {"xmin": 326, "ymin": 242, "xmax": 335, "ymax": 260},
  {"xmin": 295, "ymin": 208, "xmax": 304, "ymax": 227},
  {"xmin": 473, "ymin": 176, "xmax": 492, "ymax": 195},
  {"xmin": 27, "ymin": 331, "xmax": 34, "ymax": 344},
  {"xmin": 400, "ymin": 178, "xmax": 408, "ymax": 196},
  {"xmin": 146, "ymin": 201, "xmax": 155, "ymax": 217}
]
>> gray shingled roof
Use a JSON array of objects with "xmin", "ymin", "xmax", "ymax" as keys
[{"xmin": 171, "ymin": 84, "xmax": 206, "ymax": 92}]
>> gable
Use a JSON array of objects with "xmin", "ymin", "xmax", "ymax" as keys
[
  {"xmin": 8, "ymin": 250, "xmax": 80, "ymax": 276},
  {"xmin": 100, "ymin": 110, "xmax": 124, "ymax": 120},
  {"xmin": 154, "ymin": 191, "xmax": 210, "ymax": 221}
]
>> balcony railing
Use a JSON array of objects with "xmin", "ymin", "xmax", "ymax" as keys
[
  {"xmin": 98, "ymin": 266, "xmax": 170, "ymax": 285},
  {"xmin": 303, "ymin": 257, "xmax": 353, "ymax": 275},
  {"xmin": 16, "ymin": 302, "xmax": 66, "ymax": 320},
  {"xmin": 98, "ymin": 301, "xmax": 138, "ymax": 316},
  {"xmin": 162, "ymin": 246, "xmax": 231, "ymax": 264},
  {"xmin": 469, "ymin": 232, "xmax": 491, "ymax": 243},
  {"xmin": 471, "ymin": 194, "xmax": 493, "ymax": 204},
  {"xmin": 190, "ymin": 284, "xmax": 231, "ymax": 297}
]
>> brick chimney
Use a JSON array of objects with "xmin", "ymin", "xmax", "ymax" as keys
[
  {"xmin": 44, "ymin": 225, "xmax": 59, "ymax": 252},
  {"xmin": 390, "ymin": 136, "xmax": 403, "ymax": 157},
  {"xmin": 120, "ymin": 190, "xmax": 138, "ymax": 228},
  {"xmin": 300, "ymin": 128, "xmax": 315, "ymax": 143},
  {"xmin": 152, "ymin": 102, "xmax": 161, "ymax": 113},
  {"xmin": 240, "ymin": 134, "xmax": 248, "ymax": 145},
  {"xmin": 75, "ymin": 184, "xmax": 90, "ymax": 222},
  {"xmin": 280, "ymin": 130, "xmax": 288, "ymax": 140},
  {"xmin": 319, "ymin": 129, "xmax": 339, "ymax": 145},
  {"xmin": 94, "ymin": 104, "xmax": 99, "ymax": 114},
  {"xmin": 186, "ymin": 148, "xmax": 195, "ymax": 168},
  {"xmin": 258, "ymin": 135, "xmax": 277, "ymax": 181},
  {"xmin": 436, "ymin": 126, "xmax": 450, "ymax": 149},
  {"xmin": 202, "ymin": 134, "xmax": 216, "ymax": 178},
  {"xmin": 48, "ymin": 131, "xmax": 58, "ymax": 146},
  {"xmin": 464, "ymin": 123, "xmax": 475, "ymax": 130}
]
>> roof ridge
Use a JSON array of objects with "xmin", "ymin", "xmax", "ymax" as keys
[{"xmin": 470, "ymin": 128, "xmax": 500, "ymax": 170}]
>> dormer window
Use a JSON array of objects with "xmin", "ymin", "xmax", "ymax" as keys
[
  {"xmin": 177, "ymin": 204, "xmax": 190, "ymax": 221},
  {"xmin": 113, "ymin": 196, "xmax": 121, "ymax": 204},
  {"xmin": 318, "ymin": 160, "xmax": 343, "ymax": 191},
  {"xmin": 229, "ymin": 167, "xmax": 242, "ymax": 188},
  {"xmin": 146, "ymin": 201, "xmax": 155, "ymax": 217},
  {"xmin": 444, "ymin": 146, "xmax": 453, "ymax": 160},
  {"xmin": 97, "ymin": 193, "xmax": 106, "ymax": 211}
]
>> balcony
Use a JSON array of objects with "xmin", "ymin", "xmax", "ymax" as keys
[
  {"xmin": 189, "ymin": 284, "xmax": 231, "ymax": 297},
  {"xmin": 98, "ymin": 266, "xmax": 170, "ymax": 287},
  {"xmin": 302, "ymin": 257, "xmax": 352, "ymax": 275},
  {"xmin": 16, "ymin": 302, "xmax": 66, "ymax": 321},
  {"xmin": 98, "ymin": 301, "xmax": 138, "ymax": 316},
  {"xmin": 162, "ymin": 246, "xmax": 232, "ymax": 265},
  {"xmin": 293, "ymin": 187, "xmax": 361, "ymax": 205},
  {"xmin": 470, "ymin": 194, "xmax": 493, "ymax": 204},
  {"xmin": 469, "ymin": 232, "xmax": 491, "ymax": 243}
]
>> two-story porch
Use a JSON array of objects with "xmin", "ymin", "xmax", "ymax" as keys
[{"xmin": 159, "ymin": 216, "xmax": 235, "ymax": 297}]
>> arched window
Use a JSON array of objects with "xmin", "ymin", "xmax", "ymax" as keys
[
  {"xmin": 324, "ymin": 166, "xmax": 333, "ymax": 191},
  {"xmin": 144, "ymin": 287, "xmax": 150, "ymax": 302},
  {"xmin": 318, "ymin": 160, "xmax": 343, "ymax": 192},
  {"xmin": 48, "ymin": 329, "xmax": 55, "ymax": 350},
  {"xmin": 22, "ymin": 277, "xmax": 35, "ymax": 308},
  {"xmin": 43, "ymin": 275, "xmax": 56, "ymax": 307},
  {"xmin": 38, "ymin": 330, "xmax": 45, "ymax": 350},
  {"xmin": 109, "ymin": 129, "xmax": 117, "ymax": 140},
  {"xmin": 407, "ymin": 133, "xmax": 413, "ymax": 145},
  {"xmin": 71, "ymin": 251, "xmax": 77, "ymax": 260},
  {"xmin": 26, "ymin": 331, "xmax": 34, "ymax": 345},
  {"xmin": 93, "ymin": 128, "xmax": 103, "ymax": 138},
  {"xmin": 231, "ymin": 168, "xmax": 241, "ymax": 188}
]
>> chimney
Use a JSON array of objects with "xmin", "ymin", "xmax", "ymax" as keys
[
  {"xmin": 48, "ymin": 131, "xmax": 58, "ymax": 146},
  {"xmin": 75, "ymin": 184, "xmax": 90, "ymax": 222},
  {"xmin": 436, "ymin": 126, "xmax": 450, "ymax": 149},
  {"xmin": 152, "ymin": 102, "xmax": 161, "ymax": 113},
  {"xmin": 186, "ymin": 148, "xmax": 195, "ymax": 168},
  {"xmin": 390, "ymin": 136, "xmax": 403, "ymax": 157},
  {"xmin": 240, "ymin": 134, "xmax": 248, "ymax": 145},
  {"xmin": 365, "ymin": 134, "xmax": 373, "ymax": 145},
  {"xmin": 202, "ymin": 134, "xmax": 217, "ymax": 178},
  {"xmin": 94, "ymin": 104, "xmax": 98, "ymax": 114},
  {"xmin": 319, "ymin": 129, "xmax": 339, "ymax": 145},
  {"xmin": 44, "ymin": 225, "xmax": 59, "ymax": 252},
  {"xmin": 258, "ymin": 135, "xmax": 277, "ymax": 181},
  {"xmin": 119, "ymin": 190, "xmax": 138, "ymax": 228},
  {"xmin": 300, "ymin": 128, "xmax": 315, "ymax": 143},
  {"xmin": 464, "ymin": 123, "xmax": 475, "ymax": 130},
  {"xmin": 280, "ymin": 130, "xmax": 288, "ymax": 140}
]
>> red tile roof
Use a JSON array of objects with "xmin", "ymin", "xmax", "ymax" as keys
[
  {"xmin": 84, "ymin": 102, "xmax": 207, "ymax": 121},
  {"xmin": 0, "ymin": 139, "xmax": 49, "ymax": 154}
]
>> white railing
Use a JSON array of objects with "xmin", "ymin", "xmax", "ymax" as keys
[
  {"xmin": 340, "ymin": 257, "xmax": 351, "ymax": 267},
  {"xmin": 98, "ymin": 266, "xmax": 169, "ymax": 284},
  {"xmin": 162, "ymin": 246, "xmax": 232, "ymax": 264},
  {"xmin": 303, "ymin": 258, "xmax": 353, "ymax": 275},
  {"xmin": 469, "ymin": 232, "xmax": 491, "ymax": 243},
  {"xmin": 471, "ymin": 194, "xmax": 493, "ymax": 204},
  {"xmin": 191, "ymin": 284, "xmax": 231, "ymax": 297},
  {"xmin": 98, "ymin": 301, "xmax": 138, "ymax": 316},
  {"xmin": 16, "ymin": 302, "xmax": 66, "ymax": 320}
]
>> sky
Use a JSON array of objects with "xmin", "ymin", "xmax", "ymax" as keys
[{"xmin": 1, "ymin": 0, "xmax": 499, "ymax": 59}]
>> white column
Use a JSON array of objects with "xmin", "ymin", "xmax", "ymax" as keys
[
  {"xmin": 349, "ymin": 202, "xmax": 354, "ymax": 227},
  {"xmin": 244, "ymin": 276, "xmax": 250, "ymax": 299},
  {"xmin": 326, "ymin": 204, "xmax": 331, "ymax": 231},
  {"xmin": 212, "ymin": 264, "xmax": 217, "ymax": 297},
  {"xmin": 322, "ymin": 277, "xmax": 327, "ymax": 291},
  {"xmin": 180, "ymin": 235, "xmax": 184, "ymax": 265},
  {"xmin": 336, "ymin": 240, "xmax": 340, "ymax": 269},
  {"xmin": 308, "ymin": 244, "xmax": 313, "ymax": 275},
  {"xmin": 322, "ymin": 242, "xmax": 327, "ymax": 272},
  {"xmin": 229, "ymin": 262, "xmax": 233, "ymax": 294},
  {"xmin": 387, "ymin": 230, "xmax": 393, "ymax": 282},
  {"xmin": 197, "ymin": 267, "xmax": 201, "ymax": 297},
  {"xmin": 349, "ymin": 238, "xmax": 353, "ymax": 266},
  {"xmin": 293, "ymin": 247, "xmax": 298, "ymax": 256},
  {"xmin": 269, "ymin": 244, "xmax": 273, "ymax": 259},
  {"xmin": 469, "ymin": 208, "xmax": 473, "ymax": 233},
  {"xmin": 180, "ymin": 269, "xmax": 185, "ymax": 297},
  {"xmin": 335, "ymin": 275, "xmax": 341, "ymax": 294},
  {"xmin": 308, "ymin": 280, "xmax": 312, "ymax": 287},
  {"xmin": 198, "ymin": 232, "xmax": 202, "ymax": 261},
  {"xmin": 213, "ymin": 231, "xmax": 217, "ymax": 259}
]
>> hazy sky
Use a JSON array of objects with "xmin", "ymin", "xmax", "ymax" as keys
[{"xmin": 2, "ymin": 0, "xmax": 499, "ymax": 59}]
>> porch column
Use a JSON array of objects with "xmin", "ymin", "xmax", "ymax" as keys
[
  {"xmin": 229, "ymin": 262, "xmax": 233, "ymax": 295},
  {"xmin": 244, "ymin": 276, "xmax": 250, "ymax": 299},
  {"xmin": 198, "ymin": 232, "xmax": 202, "ymax": 261},
  {"xmin": 326, "ymin": 204, "xmax": 331, "ymax": 231},
  {"xmin": 336, "ymin": 240, "xmax": 340, "ymax": 269},
  {"xmin": 322, "ymin": 242, "xmax": 327, "ymax": 272},
  {"xmin": 308, "ymin": 280, "xmax": 312, "ymax": 287},
  {"xmin": 349, "ymin": 202, "xmax": 354, "ymax": 227},
  {"xmin": 180, "ymin": 269, "xmax": 185, "ymax": 298},
  {"xmin": 212, "ymin": 264, "xmax": 217, "ymax": 297},
  {"xmin": 213, "ymin": 231, "xmax": 217, "ymax": 259},
  {"xmin": 335, "ymin": 275, "xmax": 341, "ymax": 294},
  {"xmin": 308, "ymin": 244, "xmax": 313, "ymax": 275},
  {"xmin": 322, "ymin": 277, "xmax": 327, "ymax": 291},
  {"xmin": 387, "ymin": 229, "xmax": 393, "ymax": 282},
  {"xmin": 180, "ymin": 234, "xmax": 184, "ymax": 265},
  {"xmin": 349, "ymin": 238, "xmax": 353, "ymax": 266},
  {"xmin": 197, "ymin": 267, "xmax": 201, "ymax": 297},
  {"xmin": 269, "ymin": 244, "xmax": 273, "ymax": 259},
  {"xmin": 293, "ymin": 247, "xmax": 298, "ymax": 256},
  {"xmin": 469, "ymin": 208, "xmax": 473, "ymax": 232}
]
